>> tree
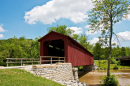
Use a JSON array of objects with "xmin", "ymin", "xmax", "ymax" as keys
[
  {"xmin": 0, "ymin": 36, "xmax": 41, "ymax": 66},
  {"xmin": 48, "ymin": 25, "xmax": 93, "ymax": 51},
  {"xmin": 88, "ymin": 0, "xmax": 130, "ymax": 76},
  {"xmin": 93, "ymin": 42, "xmax": 102, "ymax": 67},
  {"xmin": 93, "ymin": 43, "xmax": 102, "ymax": 59},
  {"xmin": 47, "ymin": 25, "xmax": 74, "ymax": 36},
  {"xmin": 125, "ymin": 47, "xmax": 130, "ymax": 56},
  {"xmin": 71, "ymin": 34, "xmax": 79, "ymax": 41},
  {"xmin": 121, "ymin": 47, "xmax": 126, "ymax": 56},
  {"xmin": 79, "ymin": 34, "xmax": 88, "ymax": 49},
  {"xmin": 112, "ymin": 46, "xmax": 121, "ymax": 57}
]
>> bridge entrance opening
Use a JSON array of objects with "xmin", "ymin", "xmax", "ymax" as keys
[
  {"xmin": 43, "ymin": 39, "xmax": 64, "ymax": 63},
  {"xmin": 44, "ymin": 39, "xmax": 64, "ymax": 57}
]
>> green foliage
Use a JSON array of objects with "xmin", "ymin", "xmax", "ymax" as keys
[
  {"xmin": 88, "ymin": 0, "xmax": 130, "ymax": 34},
  {"xmin": 93, "ymin": 42, "xmax": 102, "ymax": 60},
  {"xmin": 121, "ymin": 47, "xmax": 126, "ymax": 57},
  {"xmin": 100, "ymin": 47, "xmax": 109, "ymax": 60},
  {"xmin": 125, "ymin": 47, "xmax": 130, "ymax": 56},
  {"xmin": 118, "ymin": 65, "xmax": 130, "ymax": 69},
  {"xmin": 113, "ymin": 65, "xmax": 118, "ymax": 69},
  {"xmin": 112, "ymin": 46, "xmax": 120, "ymax": 57},
  {"xmin": 88, "ymin": 0, "xmax": 130, "ymax": 76},
  {"xmin": 71, "ymin": 34, "xmax": 79, "ymax": 41},
  {"xmin": 1, "ymin": 24, "xmax": 130, "ymax": 67},
  {"xmin": 0, "ymin": 69, "xmax": 63, "ymax": 86},
  {"xmin": 117, "ymin": 60, "xmax": 121, "ymax": 66},
  {"xmin": 0, "ymin": 37, "xmax": 40, "ymax": 66},
  {"xmin": 48, "ymin": 25, "xmax": 94, "ymax": 52},
  {"xmin": 102, "ymin": 74, "xmax": 119, "ymax": 86},
  {"xmin": 78, "ymin": 66, "xmax": 83, "ymax": 71},
  {"xmin": 78, "ymin": 34, "xmax": 89, "ymax": 49},
  {"xmin": 47, "ymin": 25, "xmax": 74, "ymax": 36},
  {"xmin": 111, "ymin": 58, "xmax": 117, "ymax": 64},
  {"xmin": 95, "ymin": 60, "xmax": 130, "ymax": 70}
]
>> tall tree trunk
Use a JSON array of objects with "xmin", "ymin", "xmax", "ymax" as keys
[{"xmin": 107, "ymin": 8, "xmax": 113, "ymax": 76}]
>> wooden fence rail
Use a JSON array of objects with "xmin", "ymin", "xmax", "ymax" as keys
[
  {"xmin": 40, "ymin": 56, "xmax": 65, "ymax": 65},
  {"xmin": 6, "ymin": 58, "xmax": 40, "ymax": 67},
  {"xmin": 6, "ymin": 56, "xmax": 65, "ymax": 67}
]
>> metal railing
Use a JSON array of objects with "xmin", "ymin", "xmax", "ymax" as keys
[
  {"xmin": 40, "ymin": 56, "xmax": 65, "ymax": 65},
  {"xmin": 6, "ymin": 58, "xmax": 40, "ymax": 67}
]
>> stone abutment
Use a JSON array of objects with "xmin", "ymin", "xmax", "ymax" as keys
[{"xmin": 32, "ymin": 63, "xmax": 87, "ymax": 86}]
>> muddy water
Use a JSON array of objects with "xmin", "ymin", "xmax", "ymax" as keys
[{"xmin": 79, "ymin": 69, "xmax": 130, "ymax": 86}]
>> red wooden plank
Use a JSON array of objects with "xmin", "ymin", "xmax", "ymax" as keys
[{"xmin": 39, "ymin": 31, "xmax": 94, "ymax": 67}]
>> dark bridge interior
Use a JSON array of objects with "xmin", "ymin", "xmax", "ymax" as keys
[{"xmin": 44, "ymin": 39, "xmax": 64, "ymax": 57}]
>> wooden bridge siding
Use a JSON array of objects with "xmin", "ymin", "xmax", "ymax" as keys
[
  {"xmin": 39, "ymin": 32, "xmax": 68, "ymax": 63},
  {"xmin": 68, "ymin": 41, "xmax": 94, "ymax": 67},
  {"xmin": 39, "ymin": 31, "xmax": 94, "ymax": 66}
]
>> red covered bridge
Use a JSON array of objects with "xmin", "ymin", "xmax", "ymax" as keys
[{"xmin": 38, "ymin": 31, "xmax": 94, "ymax": 67}]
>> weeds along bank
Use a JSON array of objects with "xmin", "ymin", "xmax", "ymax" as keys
[{"xmin": 94, "ymin": 60, "xmax": 130, "ymax": 70}]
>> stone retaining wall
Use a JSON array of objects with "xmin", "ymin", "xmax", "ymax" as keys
[
  {"xmin": 32, "ymin": 63, "xmax": 74, "ymax": 81},
  {"xmin": 32, "ymin": 63, "xmax": 87, "ymax": 86}
]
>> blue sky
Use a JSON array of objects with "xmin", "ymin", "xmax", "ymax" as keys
[{"xmin": 0, "ymin": 0, "xmax": 130, "ymax": 47}]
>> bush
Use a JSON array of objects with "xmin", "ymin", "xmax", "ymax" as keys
[
  {"xmin": 111, "ymin": 58, "xmax": 117, "ymax": 64},
  {"xmin": 100, "ymin": 67, "xmax": 104, "ymax": 70},
  {"xmin": 0, "ymin": 59, "xmax": 6, "ymax": 66},
  {"xmin": 104, "ymin": 67, "xmax": 107, "ymax": 70},
  {"xmin": 113, "ymin": 65, "xmax": 118, "ymax": 69},
  {"xmin": 103, "ymin": 74, "xmax": 118, "ymax": 86},
  {"xmin": 97, "ymin": 67, "xmax": 100, "ymax": 70},
  {"xmin": 117, "ymin": 60, "xmax": 120, "ymax": 66},
  {"xmin": 78, "ymin": 66, "xmax": 83, "ymax": 71}
]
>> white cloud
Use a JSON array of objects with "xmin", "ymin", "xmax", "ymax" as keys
[
  {"xmin": 24, "ymin": 0, "xmax": 93, "ymax": 24},
  {"xmin": 88, "ymin": 37, "xmax": 117, "ymax": 46},
  {"xmin": 68, "ymin": 27, "xmax": 83, "ymax": 34},
  {"xmin": 88, "ymin": 37, "xmax": 99, "ymax": 44},
  {"xmin": 0, "ymin": 24, "xmax": 5, "ymax": 38},
  {"xmin": 117, "ymin": 31, "xmax": 130, "ymax": 40},
  {"xmin": 86, "ymin": 30, "xmax": 98, "ymax": 35},
  {"xmin": 84, "ymin": 25, "xmax": 90, "ymax": 28},
  {"xmin": 0, "ymin": 34, "xmax": 3, "ymax": 38},
  {"xmin": 112, "ymin": 38, "xmax": 118, "ymax": 45},
  {"xmin": 0, "ymin": 24, "xmax": 5, "ymax": 32}
]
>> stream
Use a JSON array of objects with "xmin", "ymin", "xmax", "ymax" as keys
[{"xmin": 79, "ymin": 69, "xmax": 130, "ymax": 86}]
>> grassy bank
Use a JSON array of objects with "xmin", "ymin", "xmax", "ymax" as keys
[
  {"xmin": 0, "ymin": 69, "xmax": 63, "ymax": 86},
  {"xmin": 94, "ymin": 60, "xmax": 130, "ymax": 70}
]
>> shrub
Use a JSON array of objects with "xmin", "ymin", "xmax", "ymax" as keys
[
  {"xmin": 100, "ymin": 67, "xmax": 104, "ymax": 70},
  {"xmin": 104, "ymin": 67, "xmax": 107, "ymax": 70},
  {"xmin": 103, "ymin": 74, "xmax": 119, "ymax": 86},
  {"xmin": 113, "ymin": 65, "xmax": 118, "ymax": 69},
  {"xmin": 117, "ymin": 60, "xmax": 120, "ymax": 66},
  {"xmin": 111, "ymin": 58, "xmax": 117, "ymax": 64},
  {"xmin": 103, "ymin": 60, "xmax": 107, "ymax": 64},
  {"xmin": 0, "ymin": 59, "xmax": 6, "ymax": 66},
  {"xmin": 78, "ymin": 66, "xmax": 83, "ymax": 71}
]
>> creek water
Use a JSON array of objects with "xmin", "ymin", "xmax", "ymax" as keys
[{"xmin": 79, "ymin": 69, "xmax": 130, "ymax": 86}]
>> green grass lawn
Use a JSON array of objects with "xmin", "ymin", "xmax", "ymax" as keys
[
  {"xmin": 94, "ymin": 60, "xmax": 130, "ymax": 70},
  {"xmin": 0, "ymin": 69, "xmax": 63, "ymax": 86}
]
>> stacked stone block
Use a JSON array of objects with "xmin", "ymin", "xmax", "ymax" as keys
[{"xmin": 32, "ymin": 63, "xmax": 87, "ymax": 86}]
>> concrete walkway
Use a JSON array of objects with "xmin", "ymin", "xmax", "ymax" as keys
[
  {"xmin": 0, "ymin": 65, "xmax": 34, "ymax": 73},
  {"xmin": 0, "ymin": 64, "xmax": 56, "ymax": 74}
]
